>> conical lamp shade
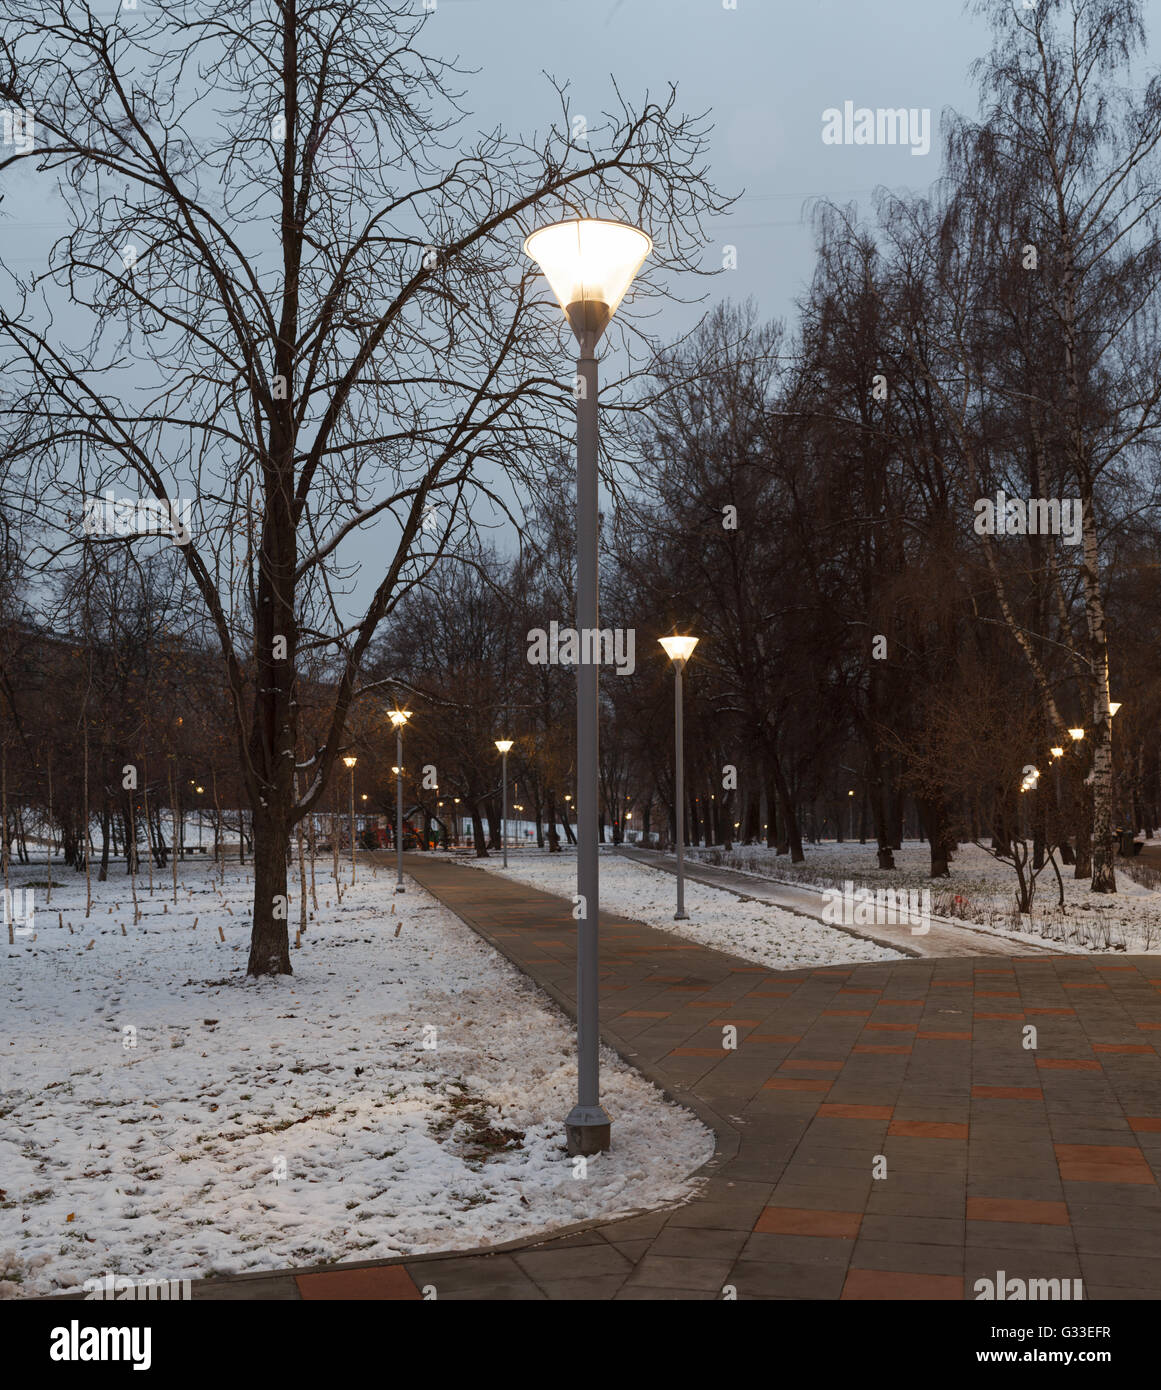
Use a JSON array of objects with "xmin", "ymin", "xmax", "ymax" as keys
[{"xmin": 524, "ymin": 218, "xmax": 652, "ymax": 341}]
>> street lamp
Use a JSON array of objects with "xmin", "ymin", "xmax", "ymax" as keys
[
  {"xmin": 1069, "ymin": 728, "xmax": 1085, "ymax": 742},
  {"xmin": 388, "ymin": 711, "xmax": 411, "ymax": 891},
  {"xmin": 659, "ymin": 634, "xmax": 698, "ymax": 921},
  {"xmin": 495, "ymin": 740, "xmax": 513, "ymax": 868},
  {"xmin": 342, "ymin": 755, "xmax": 357, "ymax": 884},
  {"xmin": 848, "ymin": 788, "xmax": 855, "ymax": 841},
  {"xmin": 526, "ymin": 216, "xmax": 651, "ymax": 1157}
]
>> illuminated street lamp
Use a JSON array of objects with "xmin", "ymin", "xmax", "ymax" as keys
[
  {"xmin": 495, "ymin": 739, "xmax": 514, "ymax": 868},
  {"xmin": 848, "ymin": 788, "xmax": 855, "ymax": 841},
  {"xmin": 1069, "ymin": 728, "xmax": 1085, "ymax": 741},
  {"xmin": 525, "ymin": 216, "xmax": 651, "ymax": 1158},
  {"xmin": 659, "ymin": 634, "xmax": 699, "ymax": 921},
  {"xmin": 388, "ymin": 711, "xmax": 411, "ymax": 891},
  {"xmin": 342, "ymin": 755, "xmax": 357, "ymax": 884}
]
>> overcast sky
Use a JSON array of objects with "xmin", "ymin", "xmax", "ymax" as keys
[{"xmin": 437, "ymin": 0, "xmax": 990, "ymax": 334}]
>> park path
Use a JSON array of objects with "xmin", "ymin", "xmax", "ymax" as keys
[
  {"xmin": 616, "ymin": 845, "xmax": 1064, "ymax": 959},
  {"xmin": 62, "ymin": 852, "xmax": 1161, "ymax": 1302}
]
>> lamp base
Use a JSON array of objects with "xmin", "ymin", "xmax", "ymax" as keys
[
  {"xmin": 395, "ymin": 885, "xmax": 405, "ymax": 894},
  {"xmin": 565, "ymin": 1104, "xmax": 612, "ymax": 1156},
  {"xmin": 674, "ymin": 910, "xmax": 689, "ymax": 920}
]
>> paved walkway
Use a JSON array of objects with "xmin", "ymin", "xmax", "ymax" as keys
[
  {"xmin": 103, "ymin": 854, "xmax": 1161, "ymax": 1301},
  {"xmin": 617, "ymin": 846, "xmax": 1064, "ymax": 959}
]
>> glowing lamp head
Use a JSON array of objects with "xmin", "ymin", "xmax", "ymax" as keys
[
  {"xmin": 388, "ymin": 709, "xmax": 411, "ymax": 729},
  {"xmin": 658, "ymin": 634, "xmax": 698, "ymax": 667},
  {"xmin": 1109, "ymin": 702, "xmax": 1122, "ymax": 717},
  {"xmin": 524, "ymin": 218, "xmax": 651, "ymax": 345},
  {"xmin": 1069, "ymin": 728, "xmax": 1085, "ymax": 741},
  {"xmin": 495, "ymin": 739, "xmax": 514, "ymax": 754},
  {"xmin": 1050, "ymin": 747, "xmax": 1064, "ymax": 758},
  {"xmin": 342, "ymin": 756, "xmax": 357, "ymax": 769}
]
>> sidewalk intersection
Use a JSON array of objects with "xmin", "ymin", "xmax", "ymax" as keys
[{"xmin": 153, "ymin": 854, "xmax": 1161, "ymax": 1300}]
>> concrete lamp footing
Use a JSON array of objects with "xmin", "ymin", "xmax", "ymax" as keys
[{"xmin": 565, "ymin": 1105, "xmax": 612, "ymax": 1156}]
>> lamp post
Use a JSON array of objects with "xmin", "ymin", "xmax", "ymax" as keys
[
  {"xmin": 495, "ymin": 740, "xmax": 513, "ymax": 867},
  {"xmin": 526, "ymin": 216, "xmax": 651, "ymax": 1157},
  {"xmin": 388, "ymin": 711, "xmax": 411, "ymax": 892},
  {"xmin": 342, "ymin": 756, "xmax": 357, "ymax": 884},
  {"xmin": 659, "ymin": 635, "xmax": 698, "ymax": 920},
  {"xmin": 848, "ymin": 789, "xmax": 855, "ymax": 841}
]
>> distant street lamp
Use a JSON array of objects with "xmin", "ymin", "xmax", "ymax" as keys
[
  {"xmin": 659, "ymin": 635, "xmax": 698, "ymax": 920},
  {"xmin": 342, "ymin": 755, "xmax": 357, "ymax": 884},
  {"xmin": 848, "ymin": 788, "xmax": 855, "ymax": 841},
  {"xmin": 388, "ymin": 711, "xmax": 411, "ymax": 891},
  {"xmin": 1069, "ymin": 728, "xmax": 1085, "ymax": 741},
  {"xmin": 525, "ymin": 216, "xmax": 651, "ymax": 1158},
  {"xmin": 495, "ymin": 739, "xmax": 513, "ymax": 868}
]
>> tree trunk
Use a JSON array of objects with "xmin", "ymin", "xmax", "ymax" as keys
[{"xmin": 245, "ymin": 809, "xmax": 292, "ymax": 976}]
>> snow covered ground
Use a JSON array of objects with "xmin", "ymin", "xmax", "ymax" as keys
[
  {"xmin": 470, "ymin": 848, "xmax": 904, "ymax": 969},
  {"xmin": 688, "ymin": 840, "xmax": 1161, "ymax": 953},
  {"xmin": 0, "ymin": 856, "xmax": 713, "ymax": 1299}
]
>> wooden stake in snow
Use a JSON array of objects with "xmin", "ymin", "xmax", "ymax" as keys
[
  {"xmin": 218, "ymin": 925, "xmax": 225, "ymax": 942},
  {"xmin": 192, "ymin": 916, "xmax": 198, "ymax": 930},
  {"xmin": 85, "ymin": 939, "xmax": 94, "ymax": 950},
  {"xmin": 394, "ymin": 921, "xmax": 402, "ymax": 938},
  {"xmin": 121, "ymin": 923, "xmax": 126, "ymax": 936}
]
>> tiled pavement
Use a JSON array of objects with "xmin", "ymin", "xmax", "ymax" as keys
[{"xmin": 170, "ymin": 855, "xmax": 1161, "ymax": 1300}]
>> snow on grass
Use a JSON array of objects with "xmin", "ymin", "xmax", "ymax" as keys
[
  {"xmin": 688, "ymin": 840, "xmax": 1161, "ymax": 953},
  {"xmin": 0, "ymin": 857, "xmax": 712, "ymax": 1298},
  {"xmin": 470, "ymin": 847, "xmax": 904, "ymax": 969}
]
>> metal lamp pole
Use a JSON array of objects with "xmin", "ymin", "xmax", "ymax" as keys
[
  {"xmin": 388, "ymin": 710, "xmax": 411, "ymax": 892},
  {"xmin": 525, "ymin": 217, "xmax": 651, "ymax": 1157},
  {"xmin": 660, "ymin": 636, "xmax": 698, "ymax": 921},
  {"xmin": 496, "ymin": 740, "xmax": 513, "ymax": 868},
  {"xmin": 343, "ymin": 756, "xmax": 357, "ymax": 884}
]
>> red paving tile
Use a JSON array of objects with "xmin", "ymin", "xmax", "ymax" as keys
[
  {"xmin": 824, "ymin": 1009, "xmax": 872, "ymax": 1017},
  {"xmin": 917, "ymin": 1030, "xmax": 972, "ymax": 1040},
  {"xmin": 842, "ymin": 1270, "xmax": 962, "ymax": 1300},
  {"xmin": 296, "ymin": 1265, "xmax": 422, "ymax": 1300},
  {"xmin": 1027, "ymin": 1007, "xmax": 1075, "ymax": 1015},
  {"xmin": 1055, "ymin": 1144, "xmax": 1156, "ymax": 1184},
  {"xmin": 748, "ymin": 1033, "xmax": 803, "ymax": 1043},
  {"xmin": 853, "ymin": 1044, "xmax": 912, "ymax": 1054},
  {"xmin": 1036, "ymin": 1058, "xmax": 1101, "ymax": 1071},
  {"xmin": 966, "ymin": 1197, "xmax": 1070, "ymax": 1225},
  {"xmin": 755, "ymin": 1207, "xmax": 862, "ymax": 1238},
  {"xmin": 763, "ymin": 1077, "xmax": 834, "ymax": 1092},
  {"xmin": 889, "ymin": 1120, "xmax": 969, "ymax": 1139},
  {"xmin": 974, "ymin": 1012, "xmax": 1023, "ymax": 1020},
  {"xmin": 972, "ymin": 1085, "xmax": 1043, "ymax": 1099},
  {"xmin": 1129, "ymin": 1117, "xmax": 1161, "ymax": 1132},
  {"xmin": 1092, "ymin": 1043, "xmax": 1153, "ymax": 1054}
]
